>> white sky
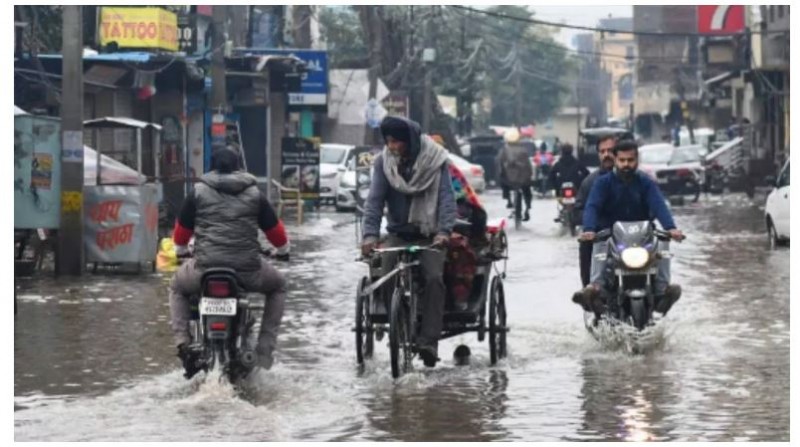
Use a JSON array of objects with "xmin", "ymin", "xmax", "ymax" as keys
[{"xmin": 529, "ymin": 6, "xmax": 634, "ymax": 48}]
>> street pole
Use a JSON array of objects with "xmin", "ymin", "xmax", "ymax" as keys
[
  {"xmin": 56, "ymin": 5, "xmax": 84, "ymax": 276},
  {"xmin": 363, "ymin": 6, "xmax": 380, "ymax": 145},
  {"xmin": 211, "ymin": 5, "xmax": 227, "ymax": 116},
  {"xmin": 423, "ymin": 65, "xmax": 432, "ymax": 133}
]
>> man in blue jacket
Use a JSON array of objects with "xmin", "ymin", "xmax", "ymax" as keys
[
  {"xmin": 573, "ymin": 139, "xmax": 684, "ymax": 315},
  {"xmin": 361, "ymin": 116, "xmax": 456, "ymax": 367}
]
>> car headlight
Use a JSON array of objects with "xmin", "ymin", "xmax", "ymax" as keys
[{"xmin": 621, "ymin": 247, "xmax": 650, "ymax": 269}]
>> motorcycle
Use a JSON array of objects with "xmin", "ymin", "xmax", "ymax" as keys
[
  {"xmin": 184, "ymin": 268, "xmax": 263, "ymax": 383},
  {"xmin": 180, "ymin": 247, "xmax": 287, "ymax": 384},
  {"xmin": 555, "ymin": 182, "xmax": 578, "ymax": 236},
  {"xmin": 587, "ymin": 221, "xmax": 676, "ymax": 332}
]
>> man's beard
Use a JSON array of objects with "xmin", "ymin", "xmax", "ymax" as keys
[
  {"xmin": 601, "ymin": 157, "xmax": 614, "ymax": 170},
  {"xmin": 617, "ymin": 166, "xmax": 636, "ymax": 180}
]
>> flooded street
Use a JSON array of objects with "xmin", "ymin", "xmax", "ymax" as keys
[{"xmin": 15, "ymin": 191, "xmax": 789, "ymax": 441}]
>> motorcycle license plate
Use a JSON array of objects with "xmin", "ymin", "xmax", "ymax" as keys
[
  {"xmin": 200, "ymin": 298, "xmax": 237, "ymax": 316},
  {"xmin": 561, "ymin": 197, "xmax": 575, "ymax": 204},
  {"xmin": 656, "ymin": 177, "xmax": 669, "ymax": 184}
]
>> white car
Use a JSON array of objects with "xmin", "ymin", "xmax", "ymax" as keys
[
  {"xmin": 320, "ymin": 144, "xmax": 355, "ymax": 203},
  {"xmin": 638, "ymin": 143, "xmax": 674, "ymax": 180},
  {"xmin": 765, "ymin": 158, "xmax": 790, "ymax": 248},
  {"xmin": 448, "ymin": 152, "xmax": 486, "ymax": 193}
]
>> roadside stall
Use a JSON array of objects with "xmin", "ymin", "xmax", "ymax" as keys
[{"xmin": 82, "ymin": 117, "xmax": 162, "ymax": 272}]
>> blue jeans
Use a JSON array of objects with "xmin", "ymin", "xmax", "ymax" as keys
[{"xmin": 590, "ymin": 240, "xmax": 670, "ymax": 295}]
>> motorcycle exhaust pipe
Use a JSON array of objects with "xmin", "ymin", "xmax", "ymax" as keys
[{"xmin": 239, "ymin": 349, "xmax": 257, "ymax": 368}]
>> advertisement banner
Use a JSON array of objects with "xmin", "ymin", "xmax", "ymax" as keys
[
  {"xmin": 84, "ymin": 184, "xmax": 159, "ymax": 263},
  {"xmin": 281, "ymin": 137, "xmax": 320, "ymax": 200},
  {"xmin": 351, "ymin": 146, "xmax": 380, "ymax": 210},
  {"xmin": 697, "ymin": 5, "xmax": 745, "ymax": 35},
  {"xmin": 99, "ymin": 7, "xmax": 179, "ymax": 52},
  {"xmin": 14, "ymin": 115, "xmax": 61, "ymax": 229}
]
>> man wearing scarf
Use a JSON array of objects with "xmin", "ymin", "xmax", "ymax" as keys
[{"xmin": 361, "ymin": 116, "xmax": 457, "ymax": 367}]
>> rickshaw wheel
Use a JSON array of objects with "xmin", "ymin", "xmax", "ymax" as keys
[
  {"xmin": 389, "ymin": 287, "xmax": 412, "ymax": 379},
  {"xmin": 355, "ymin": 277, "xmax": 374, "ymax": 364},
  {"xmin": 489, "ymin": 276, "xmax": 508, "ymax": 365}
]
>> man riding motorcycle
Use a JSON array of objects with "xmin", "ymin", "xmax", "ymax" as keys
[
  {"xmin": 169, "ymin": 146, "xmax": 290, "ymax": 378},
  {"xmin": 575, "ymin": 135, "xmax": 616, "ymax": 286},
  {"xmin": 361, "ymin": 116, "xmax": 457, "ymax": 367},
  {"xmin": 573, "ymin": 139, "xmax": 684, "ymax": 316},
  {"xmin": 547, "ymin": 143, "xmax": 589, "ymax": 196}
]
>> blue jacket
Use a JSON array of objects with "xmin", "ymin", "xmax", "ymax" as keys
[{"xmin": 582, "ymin": 170, "xmax": 676, "ymax": 232}]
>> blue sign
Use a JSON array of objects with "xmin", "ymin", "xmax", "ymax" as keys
[{"xmin": 242, "ymin": 48, "xmax": 328, "ymax": 108}]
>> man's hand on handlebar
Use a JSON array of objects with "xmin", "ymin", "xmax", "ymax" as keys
[
  {"xmin": 432, "ymin": 233, "xmax": 449, "ymax": 249},
  {"xmin": 361, "ymin": 236, "xmax": 378, "ymax": 258},
  {"xmin": 668, "ymin": 229, "xmax": 686, "ymax": 242}
]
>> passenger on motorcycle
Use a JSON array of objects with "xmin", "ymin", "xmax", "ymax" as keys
[
  {"xmin": 169, "ymin": 146, "xmax": 290, "ymax": 376},
  {"xmin": 360, "ymin": 116, "xmax": 457, "ymax": 367},
  {"xmin": 575, "ymin": 135, "xmax": 617, "ymax": 286},
  {"xmin": 573, "ymin": 139, "xmax": 684, "ymax": 315},
  {"xmin": 547, "ymin": 143, "xmax": 589, "ymax": 196}
]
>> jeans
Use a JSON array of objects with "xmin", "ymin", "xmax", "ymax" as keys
[
  {"xmin": 380, "ymin": 234, "xmax": 446, "ymax": 352},
  {"xmin": 169, "ymin": 258, "xmax": 286, "ymax": 358},
  {"xmin": 589, "ymin": 240, "xmax": 671, "ymax": 295}
]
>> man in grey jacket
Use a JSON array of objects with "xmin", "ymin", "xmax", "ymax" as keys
[
  {"xmin": 170, "ymin": 146, "xmax": 290, "ymax": 378},
  {"xmin": 361, "ymin": 116, "xmax": 456, "ymax": 367}
]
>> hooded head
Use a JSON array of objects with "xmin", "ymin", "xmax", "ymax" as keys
[
  {"xmin": 211, "ymin": 145, "xmax": 241, "ymax": 174},
  {"xmin": 380, "ymin": 116, "xmax": 422, "ymax": 161}
]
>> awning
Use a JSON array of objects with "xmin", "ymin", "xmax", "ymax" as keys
[{"xmin": 84, "ymin": 117, "xmax": 162, "ymax": 131}]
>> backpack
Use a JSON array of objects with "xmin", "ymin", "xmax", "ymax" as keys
[{"xmin": 502, "ymin": 145, "xmax": 533, "ymax": 189}]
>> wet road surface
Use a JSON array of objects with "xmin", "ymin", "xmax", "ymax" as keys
[{"xmin": 15, "ymin": 191, "xmax": 789, "ymax": 441}]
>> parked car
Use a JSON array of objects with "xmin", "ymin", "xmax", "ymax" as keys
[
  {"xmin": 765, "ymin": 158, "xmax": 790, "ymax": 248},
  {"xmin": 652, "ymin": 145, "xmax": 706, "ymax": 203},
  {"xmin": 320, "ymin": 143, "xmax": 355, "ymax": 204},
  {"xmin": 448, "ymin": 152, "xmax": 486, "ymax": 193},
  {"xmin": 638, "ymin": 143, "xmax": 675, "ymax": 180}
]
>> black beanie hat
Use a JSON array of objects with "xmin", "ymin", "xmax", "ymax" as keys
[{"xmin": 380, "ymin": 116, "xmax": 411, "ymax": 144}]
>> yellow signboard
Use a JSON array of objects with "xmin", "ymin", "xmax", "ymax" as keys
[{"xmin": 99, "ymin": 7, "xmax": 178, "ymax": 52}]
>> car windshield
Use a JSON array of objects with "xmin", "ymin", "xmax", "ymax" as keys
[
  {"xmin": 321, "ymin": 146, "xmax": 347, "ymax": 164},
  {"xmin": 639, "ymin": 146, "xmax": 673, "ymax": 165},
  {"xmin": 670, "ymin": 147, "xmax": 701, "ymax": 165}
]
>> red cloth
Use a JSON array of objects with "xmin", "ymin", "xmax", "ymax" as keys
[
  {"xmin": 265, "ymin": 220, "xmax": 288, "ymax": 248},
  {"xmin": 173, "ymin": 221, "xmax": 193, "ymax": 245}
]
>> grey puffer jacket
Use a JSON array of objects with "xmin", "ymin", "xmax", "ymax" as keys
[{"xmin": 194, "ymin": 171, "xmax": 262, "ymax": 272}]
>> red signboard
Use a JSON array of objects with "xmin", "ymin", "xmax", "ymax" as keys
[{"xmin": 698, "ymin": 5, "xmax": 745, "ymax": 34}]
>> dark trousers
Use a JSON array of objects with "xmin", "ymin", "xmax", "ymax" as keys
[
  {"xmin": 381, "ymin": 234, "xmax": 446, "ymax": 350},
  {"xmin": 502, "ymin": 185, "xmax": 533, "ymax": 209},
  {"xmin": 579, "ymin": 240, "xmax": 593, "ymax": 287}
]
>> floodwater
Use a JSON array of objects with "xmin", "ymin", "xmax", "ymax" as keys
[{"xmin": 15, "ymin": 191, "xmax": 789, "ymax": 441}]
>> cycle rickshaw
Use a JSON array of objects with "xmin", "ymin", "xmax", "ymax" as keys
[{"xmin": 354, "ymin": 219, "xmax": 510, "ymax": 378}]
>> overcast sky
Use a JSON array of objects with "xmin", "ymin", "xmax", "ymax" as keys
[{"xmin": 529, "ymin": 6, "xmax": 634, "ymax": 48}]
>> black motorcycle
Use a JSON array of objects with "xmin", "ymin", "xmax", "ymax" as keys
[
  {"xmin": 555, "ymin": 181, "xmax": 578, "ymax": 236},
  {"xmin": 185, "ymin": 268, "xmax": 262, "ymax": 383},
  {"xmin": 587, "ymin": 221, "xmax": 677, "ymax": 331}
]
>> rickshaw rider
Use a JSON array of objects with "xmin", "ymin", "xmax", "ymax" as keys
[{"xmin": 361, "ymin": 116, "xmax": 457, "ymax": 367}]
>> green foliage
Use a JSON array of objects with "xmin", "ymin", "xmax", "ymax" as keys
[
  {"xmin": 318, "ymin": 7, "xmax": 369, "ymax": 68},
  {"xmin": 321, "ymin": 6, "xmax": 579, "ymax": 126}
]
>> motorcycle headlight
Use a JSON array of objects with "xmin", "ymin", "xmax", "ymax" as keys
[{"xmin": 621, "ymin": 247, "xmax": 650, "ymax": 269}]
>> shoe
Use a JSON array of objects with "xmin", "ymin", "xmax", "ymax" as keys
[
  {"xmin": 572, "ymin": 285, "xmax": 605, "ymax": 314},
  {"xmin": 177, "ymin": 343, "xmax": 204, "ymax": 379},
  {"xmin": 506, "ymin": 202, "xmax": 514, "ymax": 209},
  {"xmin": 655, "ymin": 284, "xmax": 682, "ymax": 315},
  {"xmin": 417, "ymin": 345, "xmax": 439, "ymax": 368},
  {"xmin": 523, "ymin": 210, "xmax": 531, "ymax": 222},
  {"xmin": 257, "ymin": 351, "xmax": 274, "ymax": 371}
]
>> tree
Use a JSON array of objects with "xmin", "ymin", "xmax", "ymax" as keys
[{"xmin": 318, "ymin": 7, "xmax": 369, "ymax": 68}]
